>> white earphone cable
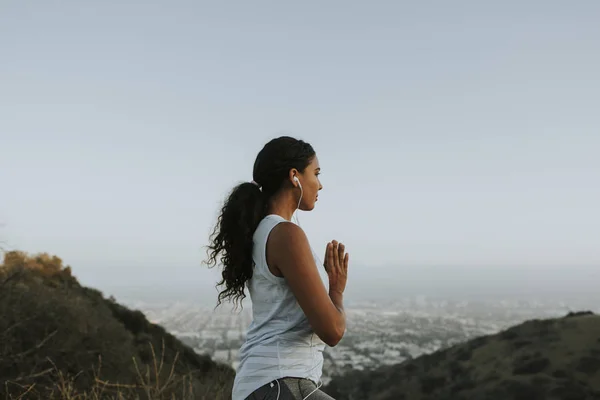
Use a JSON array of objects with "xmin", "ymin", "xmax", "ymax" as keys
[
  {"xmin": 286, "ymin": 178, "xmax": 325, "ymax": 399},
  {"xmin": 293, "ymin": 179, "xmax": 303, "ymax": 226},
  {"xmin": 272, "ymin": 378, "xmax": 323, "ymax": 400},
  {"xmin": 293, "ymin": 178, "xmax": 327, "ymax": 273},
  {"xmin": 302, "ymin": 380, "xmax": 323, "ymax": 399}
]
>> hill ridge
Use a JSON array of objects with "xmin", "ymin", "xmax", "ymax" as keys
[
  {"xmin": 324, "ymin": 311, "xmax": 600, "ymax": 400},
  {"xmin": 0, "ymin": 250, "xmax": 234, "ymax": 399}
]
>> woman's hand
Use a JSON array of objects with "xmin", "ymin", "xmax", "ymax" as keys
[{"xmin": 324, "ymin": 240, "xmax": 349, "ymax": 294}]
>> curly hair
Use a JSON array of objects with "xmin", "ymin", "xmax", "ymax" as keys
[{"xmin": 205, "ymin": 136, "xmax": 316, "ymax": 309}]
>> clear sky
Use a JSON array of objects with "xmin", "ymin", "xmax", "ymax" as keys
[{"xmin": 1, "ymin": 1, "xmax": 599, "ymax": 302}]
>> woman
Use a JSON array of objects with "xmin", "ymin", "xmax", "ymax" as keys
[{"xmin": 206, "ymin": 136, "xmax": 349, "ymax": 400}]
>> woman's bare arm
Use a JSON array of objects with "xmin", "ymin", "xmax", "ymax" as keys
[{"xmin": 267, "ymin": 222, "xmax": 348, "ymax": 346}]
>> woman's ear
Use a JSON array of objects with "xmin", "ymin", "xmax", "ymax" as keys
[{"xmin": 288, "ymin": 168, "xmax": 299, "ymax": 186}]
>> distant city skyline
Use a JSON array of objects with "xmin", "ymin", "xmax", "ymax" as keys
[
  {"xmin": 1, "ymin": 2, "xmax": 599, "ymax": 298},
  {"xmin": 133, "ymin": 292, "xmax": 600, "ymax": 383}
]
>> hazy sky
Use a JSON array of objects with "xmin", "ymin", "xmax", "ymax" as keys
[{"xmin": 1, "ymin": 2, "xmax": 599, "ymax": 301}]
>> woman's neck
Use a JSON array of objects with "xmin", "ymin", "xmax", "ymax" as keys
[{"xmin": 266, "ymin": 190, "xmax": 299, "ymax": 221}]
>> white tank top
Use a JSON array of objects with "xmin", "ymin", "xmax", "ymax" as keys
[{"xmin": 231, "ymin": 214, "xmax": 326, "ymax": 400}]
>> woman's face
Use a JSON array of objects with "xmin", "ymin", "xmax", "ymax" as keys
[{"xmin": 297, "ymin": 156, "xmax": 323, "ymax": 211}]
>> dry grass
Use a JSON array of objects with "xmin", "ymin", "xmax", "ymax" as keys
[
  {"xmin": 0, "ymin": 251, "xmax": 234, "ymax": 400},
  {"xmin": 3, "ymin": 341, "xmax": 231, "ymax": 400}
]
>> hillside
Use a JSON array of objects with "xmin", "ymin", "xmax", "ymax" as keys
[
  {"xmin": 324, "ymin": 311, "xmax": 600, "ymax": 400},
  {"xmin": 0, "ymin": 251, "xmax": 235, "ymax": 399},
  {"xmin": 4, "ymin": 250, "xmax": 599, "ymax": 400}
]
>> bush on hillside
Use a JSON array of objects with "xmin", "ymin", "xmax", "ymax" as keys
[{"xmin": 0, "ymin": 251, "xmax": 234, "ymax": 399}]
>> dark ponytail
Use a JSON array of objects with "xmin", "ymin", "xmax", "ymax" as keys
[
  {"xmin": 206, "ymin": 182, "xmax": 266, "ymax": 308},
  {"xmin": 205, "ymin": 136, "xmax": 315, "ymax": 309}
]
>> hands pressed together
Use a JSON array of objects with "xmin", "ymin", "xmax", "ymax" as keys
[{"xmin": 324, "ymin": 240, "xmax": 349, "ymax": 294}]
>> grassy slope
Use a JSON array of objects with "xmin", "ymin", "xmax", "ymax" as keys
[
  {"xmin": 324, "ymin": 312, "xmax": 600, "ymax": 400},
  {"xmin": 0, "ymin": 251, "xmax": 234, "ymax": 399}
]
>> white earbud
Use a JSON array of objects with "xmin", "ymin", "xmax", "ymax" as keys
[{"xmin": 292, "ymin": 176, "xmax": 303, "ymax": 226}]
